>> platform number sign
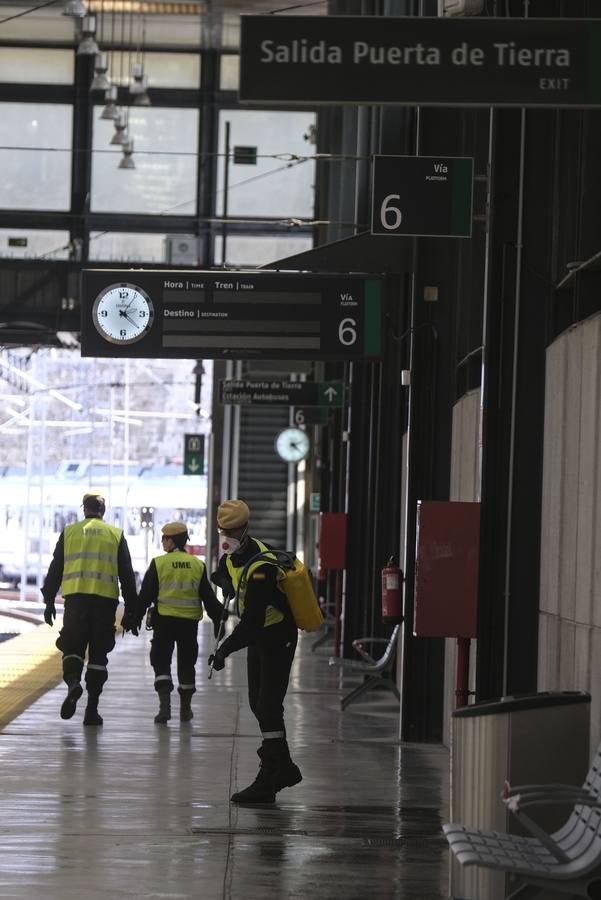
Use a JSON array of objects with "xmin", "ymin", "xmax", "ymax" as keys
[
  {"xmin": 371, "ymin": 155, "xmax": 473, "ymax": 238},
  {"xmin": 183, "ymin": 434, "xmax": 205, "ymax": 476}
]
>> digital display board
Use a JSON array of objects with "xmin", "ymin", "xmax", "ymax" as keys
[{"xmin": 80, "ymin": 269, "xmax": 383, "ymax": 361}]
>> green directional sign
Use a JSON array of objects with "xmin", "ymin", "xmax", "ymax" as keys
[
  {"xmin": 220, "ymin": 379, "xmax": 345, "ymax": 407},
  {"xmin": 240, "ymin": 16, "xmax": 601, "ymax": 108},
  {"xmin": 318, "ymin": 381, "xmax": 344, "ymax": 407},
  {"xmin": 183, "ymin": 434, "xmax": 205, "ymax": 476}
]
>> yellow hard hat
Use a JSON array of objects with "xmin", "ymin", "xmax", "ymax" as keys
[
  {"xmin": 217, "ymin": 499, "xmax": 249, "ymax": 529},
  {"xmin": 161, "ymin": 522, "xmax": 188, "ymax": 537}
]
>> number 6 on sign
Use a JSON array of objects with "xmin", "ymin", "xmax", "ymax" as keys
[
  {"xmin": 338, "ymin": 318, "xmax": 357, "ymax": 346},
  {"xmin": 380, "ymin": 194, "xmax": 402, "ymax": 230}
]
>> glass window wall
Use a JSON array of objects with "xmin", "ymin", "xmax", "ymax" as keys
[
  {"xmin": 89, "ymin": 231, "xmax": 168, "ymax": 263},
  {"xmin": 215, "ymin": 234, "xmax": 313, "ymax": 268},
  {"xmin": 0, "ymin": 229, "xmax": 70, "ymax": 260},
  {"xmin": 217, "ymin": 110, "xmax": 316, "ymax": 219},
  {"xmin": 91, "ymin": 106, "xmax": 199, "ymax": 215},
  {"xmin": 0, "ymin": 48, "xmax": 74, "ymax": 84},
  {"xmin": 0, "ymin": 103, "xmax": 73, "ymax": 210}
]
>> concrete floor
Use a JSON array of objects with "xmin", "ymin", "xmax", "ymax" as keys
[{"xmin": 0, "ymin": 622, "xmax": 450, "ymax": 899}]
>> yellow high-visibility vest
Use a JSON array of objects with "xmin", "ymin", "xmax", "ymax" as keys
[
  {"xmin": 62, "ymin": 518, "xmax": 121, "ymax": 599},
  {"xmin": 226, "ymin": 539, "xmax": 284, "ymax": 627},
  {"xmin": 155, "ymin": 550, "xmax": 205, "ymax": 620}
]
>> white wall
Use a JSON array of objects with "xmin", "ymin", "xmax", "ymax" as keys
[
  {"xmin": 538, "ymin": 311, "xmax": 601, "ymax": 756},
  {"xmin": 443, "ymin": 388, "xmax": 481, "ymax": 748}
]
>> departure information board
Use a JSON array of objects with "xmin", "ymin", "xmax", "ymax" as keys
[{"xmin": 80, "ymin": 269, "xmax": 383, "ymax": 361}]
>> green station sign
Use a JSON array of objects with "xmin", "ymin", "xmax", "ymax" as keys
[{"xmin": 240, "ymin": 16, "xmax": 601, "ymax": 108}]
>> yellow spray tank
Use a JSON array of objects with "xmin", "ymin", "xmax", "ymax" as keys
[{"xmin": 277, "ymin": 556, "xmax": 324, "ymax": 632}]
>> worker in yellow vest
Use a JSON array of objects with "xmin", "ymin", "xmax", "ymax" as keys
[
  {"xmin": 41, "ymin": 490, "xmax": 139, "ymax": 726},
  {"xmin": 208, "ymin": 499, "xmax": 302, "ymax": 804},
  {"xmin": 132, "ymin": 521, "xmax": 224, "ymax": 724}
]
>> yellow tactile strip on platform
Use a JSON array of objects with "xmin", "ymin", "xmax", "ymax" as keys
[{"xmin": 0, "ymin": 623, "xmax": 63, "ymax": 727}]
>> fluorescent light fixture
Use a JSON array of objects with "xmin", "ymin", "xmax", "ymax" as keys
[
  {"xmin": 93, "ymin": 408, "xmax": 196, "ymax": 419},
  {"xmin": 0, "ymin": 357, "xmax": 83, "ymax": 411}
]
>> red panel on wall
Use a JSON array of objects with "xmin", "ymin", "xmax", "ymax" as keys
[
  {"xmin": 414, "ymin": 500, "xmax": 480, "ymax": 638},
  {"xmin": 319, "ymin": 512, "xmax": 347, "ymax": 571}
]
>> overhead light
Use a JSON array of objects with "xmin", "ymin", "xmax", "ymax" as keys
[
  {"xmin": 133, "ymin": 89, "xmax": 151, "ymax": 107},
  {"xmin": 100, "ymin": 84, "xmax": 118, "ymax": 120},
  {"xmin": 129, "ymin": 63, "xmax": 150, "ymax": 104},
  {"xmin": 118, "ymin": 139, "xmax": 135, "ymax": 170},
  {"xmin": 63, "ymin": 0, "xmax": 87, "ymax": 16},
  {"xmin": 56, "ymin": 332, "xmax": 80, "ymax": 349},
  {"xmin": 129, "ymin": 62, "xmax": 146, "ymax": 94},
  {"xmin": 77, "ymin": 15, "xmax": 99, "ymax": 56},
  {"xmin": 90, "ymin": 53, "xmax": 111, "ymax": 92},
  {"xmin": 110, "ymin": 111, "xmax": 129, "ymax": 145}
]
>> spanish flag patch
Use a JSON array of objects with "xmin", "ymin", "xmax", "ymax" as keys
[{"xmin": 252, "ymin": 572, "xmax": 266, "ymax": 580}]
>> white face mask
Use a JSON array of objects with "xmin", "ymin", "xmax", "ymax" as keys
[{"xmin": 219, "ymin": 533, "xmax": 242, "ymax": 556}]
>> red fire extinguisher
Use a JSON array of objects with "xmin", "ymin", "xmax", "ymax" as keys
[{"xmin": 382, "ymin": 557, "xmax": 403, "ymax": 623}]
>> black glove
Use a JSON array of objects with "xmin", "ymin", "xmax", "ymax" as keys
[
  {"xmin": 212, "ymin": 609, "xmax": 230, "ymax": 639},
  {"xmin": 121, "ymin": 612, "xmax": 140, "ymax": 636},
  {"xmin": 208, "ymin": 649, "xmax": 226, "ymax": 671},
  {"xmin": 43, "ymin": 601, "xmax": 56, "ymax": 626}
]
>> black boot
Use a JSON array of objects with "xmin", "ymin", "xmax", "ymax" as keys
[
  {"xmin": 179, "ymin": 690, "xmax": 193, "ymax": 723},
  {"xmin": 83, "ymin": 695, "xmax": 103, "ymax": 726},
  {"xmin": 263, "ymin": 740, "xmax": 302, "ymax": 792},
  {"xmin": 154, "ymin": 688, "xmax": 171, "ymax": 724},
  {"xmin": 60, "ymin": 681, "xmax": 83, "ymax": 720},
  {"xmin": 230, "ymin": 767, "xmax": 277, "ymax": 804}
]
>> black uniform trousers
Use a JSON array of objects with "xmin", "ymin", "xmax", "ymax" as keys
[
  {"xmin": 150, "ymin": 612, "xmax": 199, "ymax": 694},
  {"xmin": 56, "ymin": 596, "xmax": 118, "ymax": 697},
  {"xmin": 247, "ymin": 618, "xmax": 298, "ymax": 736}
]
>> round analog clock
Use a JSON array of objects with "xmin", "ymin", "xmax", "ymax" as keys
[
  {"xmin": 275, "ymin": 427, "xmax": 310, "ymax": 463},
  {"xmin": 92, "ymin": 282, "xmax": 154, "ymax": 345}
]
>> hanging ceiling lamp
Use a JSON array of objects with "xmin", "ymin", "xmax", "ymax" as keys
[
  {"xmin": 90, "ymin": 53, "xmax": 110, "ymax": 92},
  {"xmin": 63, "ymin": 0, "xmax": 87, "ymax": 17},
  {"xmin": 77, "ymin": 15, "xmax": 99, "ymax": 56},
  {"xmin": 118, "ymin": 139, "xmax": 135, "ymax": 170},
  {"xmin": 130, "ymin": 13, "xmax": 151, "ymax": 107},
  {"xmin": 100, "ymin": 84, "xmax": 118, "ymax": 120},
  {"xmin": 110, "ymin": 111, "xmax": 129, "ymax": 145}
]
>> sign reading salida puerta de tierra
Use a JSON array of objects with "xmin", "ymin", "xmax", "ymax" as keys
[{"xmin": 239, "ymin": 16, "xmax": 601, "ymax": 107}]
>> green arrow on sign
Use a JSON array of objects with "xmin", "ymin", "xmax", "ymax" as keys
[
  {"xmin": 318, "ymin": 381, "xmax": 344, "ymax": 407},
  {"xmin": 184, "ymin": 434, "xmax": 205, "ymax": 476}
]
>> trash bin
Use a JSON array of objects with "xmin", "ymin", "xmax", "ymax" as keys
[{"xmin": 450, "ymin": 691, "xmax": 591, "ymax": 900}]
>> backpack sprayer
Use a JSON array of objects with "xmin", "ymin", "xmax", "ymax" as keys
[{"xmin": 208, "ymin": 549, "xmax": 324, "ymax": 680}]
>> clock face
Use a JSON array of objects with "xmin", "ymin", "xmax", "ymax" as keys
[
  {"xmin": 275, "ymin": 427, "xmax": 310, "ymax": 463},
  {"xmin": 92, "ymin": 283, "xmax": 154, "ymax": 345}
]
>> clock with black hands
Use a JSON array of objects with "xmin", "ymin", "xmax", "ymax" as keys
[
  {"xmin": 275, "ymin": 427, "xmax": 310, "ymax": 463},
  {"xmin": 92, "ymin": 282, "xmax": 154, "ymax": 345}
]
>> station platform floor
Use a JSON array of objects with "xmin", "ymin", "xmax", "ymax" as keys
[{"xmin": 0, "ymin": 616, "xmax": 450, "ymax": 900}]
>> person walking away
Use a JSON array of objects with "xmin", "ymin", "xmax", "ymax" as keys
[
  {"xmin": 41, "ymin": 490, "xmax": 139, "ymax": 726},
  {"xmin": 208, "ymin": 498, "xmax": 302, "ymax": 804},
  {"xmin": 129, "ymin": 521, "xmax": 223, "ymax": 724}
]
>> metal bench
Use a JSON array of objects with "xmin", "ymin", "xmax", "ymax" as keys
[
  {"xmin": 328, "ymin": 623, "xmax": 400, "ymax": 711},
  {"xmin": 443, "ymin": 742, "xmax": 601, "ymax": 899}
]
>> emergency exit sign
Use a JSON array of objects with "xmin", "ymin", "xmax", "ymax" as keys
[{"xmin": 183, "ymin": 434, "xmax": 204, "ymax": 475}]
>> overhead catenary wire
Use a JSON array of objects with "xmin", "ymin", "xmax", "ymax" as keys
[{"xmin": 0, "ymin": 0, "xmax": 59, "ymax": 27}]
